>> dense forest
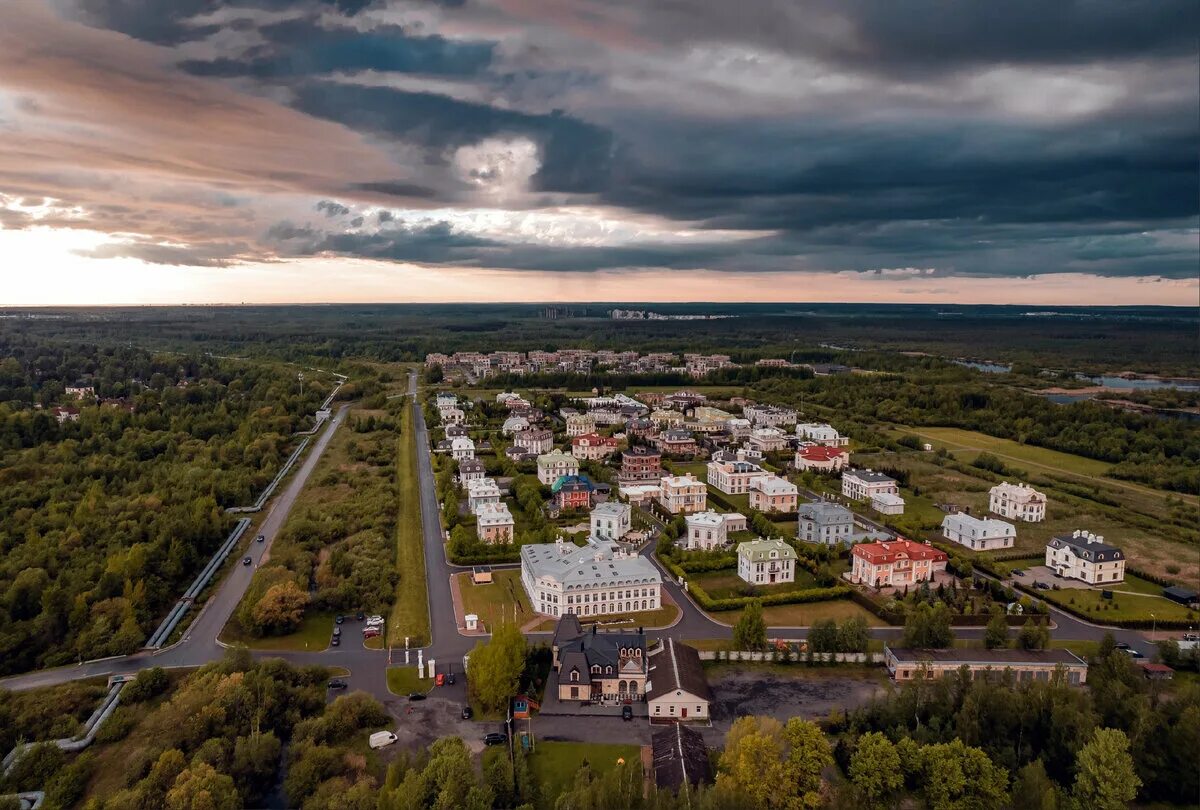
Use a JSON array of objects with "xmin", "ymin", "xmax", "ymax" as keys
[
  {"xmin": 0, "ymin": 335, "xmax": 334, "ymax": 673},
  {"xmin": 3, "ymin": 304, "xmax": 1196, "ymax": 376}
]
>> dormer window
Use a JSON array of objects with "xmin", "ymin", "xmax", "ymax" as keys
[
  {"xmin": 570, "ymin": 670, "xmax": 579, "ymax": 683},
  {"xmin": 606, "ymin": 666, "xmax": 612, "ymax": 674},
  {"xmin": 591, "ymin": 665, "xmax": 601, "ymax": 673}
]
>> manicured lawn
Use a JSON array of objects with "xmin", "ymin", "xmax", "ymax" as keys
[
  {"xmin": 580, "ymin": 602, "xmax": 680, "ymax": 630},
  {"xmin": 905, "ymin": 427, "xmax": 1115, "ymax": 477},
  {"xmin": 219, "ymin": 610, "xmax": 335, "ymax": 651},
  {"xmin": 691, "ymin": 568, "xmax": 820, "ymax": 599},
  {"xmin": 1113, "ymin": 573, "xmax": 1173, "ymax": 596},
  {"xmin": 716, "ymin": 598, "xmax": 887, "ymax": 628},
  {"xmin": 386, "ymin": 666, "xmax": 431, "ymax": 695},
  {"xmin": 530, "ymin": 742, "xmax": 641, "ymax": 810},
  {"xmin": 711, "ymin": 490, "xmax": 751, "ymax": 513},
  {"xmin": 1040, "ymin": 587, "xmax": 1195, "ymax": 623},
  {"xmin": 664, "ymin": 460, "xmax": 708, "ymax": 478},
  {"xmin": 390, "ymin": 413, "xmax": 431, "ymax": 646},
  {"xmin": 457, "ymin": 569, "xmax": 535, "ymax": 629},
  {"xmin": 1050, "ymin": 639, "xmax": 1101, "ymax": 659}
]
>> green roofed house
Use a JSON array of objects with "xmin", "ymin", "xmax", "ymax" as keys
[
  {"xmin": 537, "ymin": 450, "xmax": 579, "ymax": 485},
  {"xmin": 736, "ymin": 537, "xmax": 797, "ymax": 586}
]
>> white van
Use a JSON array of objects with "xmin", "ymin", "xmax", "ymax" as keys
[{"xmin": 368, "ymin": 731, "xmax": 398, "ymax": 749}]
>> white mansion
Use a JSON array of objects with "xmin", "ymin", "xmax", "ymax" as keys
[{"xmin": 521, "ymin": 531, "xmax": 662, "ymax": 619}]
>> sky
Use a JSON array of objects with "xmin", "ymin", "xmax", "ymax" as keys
[{"xmin": 1, "ymin": 0, "xmax": 1197, "ymax": 306}]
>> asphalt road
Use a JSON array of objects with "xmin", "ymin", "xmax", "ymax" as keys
[{"xmin": 0, "ymin": 374, "xmax": 1155, "ymax": 702}]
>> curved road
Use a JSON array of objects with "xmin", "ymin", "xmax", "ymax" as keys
[{"xmin": 1, "ymin": 372, "xmax": 1154, "ymax": 702}]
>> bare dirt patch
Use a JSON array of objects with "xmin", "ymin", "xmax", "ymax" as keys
[{"xmin": 708, "ymin": 666, "xmax": 888, "ymax": 725}]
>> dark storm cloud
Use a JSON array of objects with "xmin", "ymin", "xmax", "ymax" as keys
[
  {"xmin": 291, "ymin": 83, "xmax": 614, "ymax": 194},
  {"xmin": 179, "ymin": 19, "xmax": 494, "ymax": 79}
]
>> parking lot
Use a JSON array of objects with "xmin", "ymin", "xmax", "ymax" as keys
[{"xmin": 1010, "ymin": 565, "xmax": 1094, "ymax": 591}]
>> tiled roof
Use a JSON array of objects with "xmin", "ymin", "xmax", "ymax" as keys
[{"xmin": 852, "ymin": 539, "xmax": 946, "ymax": 564}]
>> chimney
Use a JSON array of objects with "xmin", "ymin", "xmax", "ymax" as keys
[{"xmin": 638, "ymin": 626, "xmax": 644, "ymax": 635}]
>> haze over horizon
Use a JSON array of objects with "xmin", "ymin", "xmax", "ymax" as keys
[{"xmin": 1, "ymin": 0, "xmax": 1197, "ymax": 306}]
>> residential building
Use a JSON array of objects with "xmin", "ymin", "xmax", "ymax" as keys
[
  {"xmin": 521, "ymin": 537, "xmax": 662, "ymax": 619},
  {"xmin": 647, "ymin": 639, "xmax": 714, "ymax": 722},
  {"xmin": 871, "ymin": 492, "xmax": 906, "ymax": 515},
  {"xmin": 750, "ymin": 475, "xmax": 799, "ymax": 513},
  {"xmin": 725, "ymin": 417, "xmax": 752, "ymax": 439},
  {"xmin": 794, "ymin": 444, "xmax": 849, "ymax": 472},
  {"xmin": 565, "ymin": 413, "xmax": 596, "ymax": 437},
  {"xmin": 706, "ymin": 451, "xmax": 767, "ymax": 495},
  {"xmin": 52, "ymin": 406, "xmax": 80, "ymax": 423},
  {"xmin": 476, "ymin": 502, "xmax": 515, "ymax": 544},
  {"xmin": 1045, "ymin": 531, "xmax": 1126, "ymax": 584},
  {"xmin": 743, "ymin": 404, "xmax": 798, "ymax": 428},
  {"xmin": 795, "ymin": 423, "xmax": 849, "ymax": 446},
  {"xmin": 620, "ymin": 446, "xmax": 662, "ymax": 482},
  {"xmin": 941, "ymin": 513, "xmax": 1016, "ymax": 551},
  {"xmin": 514, "ymin": 428, "xmax": 554, "ymax": 455},
  {"xmin": 885, "ymin": 647, "xmax": 1087, "ymax": 686},
  {"xmin": 989, "ymin": 482, "xmax": 1047, "ymax": 522},
  {"xmin": 450, "ymin": 436, "xmax": 476, "ymax": 461},
  {"xmin": 683, "ymin": 511, "xmax": 746, "ymax": 551},
  {"xmin": 445, "ymin": 424, "xmax": 469, "ymax": 438},
  {"xmin": 457, "ymin": 458, "xmax": 487, "ymax": 483},
  {"xmin": 649, "ymin": 409, "xmax": 684, "ymax": 428},
  {"xmin": 441, "ymin": 407, "xmax": 465, "ymax": 425},
  {"xmin": 850, "ymin": 539, "xmax": 947, "ymax": 587},
  {"xmin": 842, "ymin": 468, "xmax": 898, "ymax": 501},
  {"xmin": 467, "ymin": 478, "xmax": 502, "ymax": 512},
  {"xmin": 626, "ymin": 417, "xmax": 656, "ymax": 439},
  {"xmin": 737, "ymin": 538, "xmax": 797, "ymax": 585},
  {"xmin": 659, "ymin": 474, "xmax": 707, "ymax": 515},
  {"xmin": 797, "ymin": 500, "xmax": 854, "ymax": 546},
  {"xmin": 654, "ymin": 429, "xmax": 697, "ymax": 457},
  {"xmin": 501, "ymin": 415, "xmax": 530, "ymax": 435},
  {"xmin": 746, "ymin": 427, "xmax": 790, "ymax": 453},
  {"xmin": 64, "ymin": 383, "xmax": 95, "ymax": 399},
  {"xmin": 664, "ymin": 390, "xmax": 707, "ymax": 410},
  {"xmin": 591, "ymin": 502, "xmax": 632, "ymax": 541},
  {"xmin": 537, "ymin": 450, "xmax": 580, "ymax": 485},
  {"xmin": 652, "ymin": 724, "xmax": 712, "ymax": 793},
  {"xmin": 552, "ymin": 616, "xmax": 649, "ymax": 705},
  {"xmin": 435, "ymin": 393, "xmax": 457, "ymax": 411},
  {"xmin": 572, "ymin": 432, "xmax": 620, "ymax": 460},
  {"xmin": 553, "ymin": 475, "xmax": 596, "ymax": 510},
  {"xmin": 620, "ymin": 483, "xmax": 662, "ymax": 506}
]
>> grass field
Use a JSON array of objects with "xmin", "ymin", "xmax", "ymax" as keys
[
  {"xmin": 690, "ymin": 568, "xmax": 821, "ymax": 599},
  {"xmin": 905, "ymin": 427, "xmax": 1115, "ymax": 477},
  {"xmin": 715, "ymin": 598, "xmax": 887, "ymax": 628},
  {"xmin": 385, "ymin": 666, "xmax": 430, "ymax": 695},
  {"xmin": 456, "ymin": 569, "xmax": 535, "ymax": 629},
  {"xmin": 530, "ymin": 742, "xmax": 642, "ymax": 810},
  {"xmin": 389, "ymin": 411, "xmax": 431, "ymax": 646},
  {"xmin": 220, "ymin": 610, "xmax": 335, "ymax": 651},
  {"xmin": 579, "ymin": 602, "xmax": 681, "ymax": 630},
  {"xmin": 1039, "ymin": 586, "xmax": 1195, "ymax": 623}
]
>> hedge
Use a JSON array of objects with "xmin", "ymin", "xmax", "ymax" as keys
[
  {"xmin": 676, "ymin": 555, "xmax": 738, "ymax": 573},
  {"xmin": 687, "ymin": 582, "xmax": 852, "ymax": 613},
  {"xmin": 448, "ymin": 551, "xmax": 520, "ymax": 566}
]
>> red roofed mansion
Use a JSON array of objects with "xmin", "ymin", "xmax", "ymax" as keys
[{"xmin": 850, "ymin": 539, "xmax": 947, "ymax": 588}]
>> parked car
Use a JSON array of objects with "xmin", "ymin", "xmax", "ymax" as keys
[
  {"xmin": 335, "ymin": 615, "xmax": 344, "ymax": 624},
  {"xmin": 362, "ymin": 629, "xmax": 381, "ymax": 640},
  {"xmin": 1115, "ymin": 642, "xmax": 1131, "ymax": 650},
  {"xmin": 483, "ymin": 732, "xmax": 507, "ymax": 746},
  {"xmin": 1034, "ymin": 581, "xmax": 1050, "ymax": 590},
  {"xmin": 1010, "ymin": 569, "xmax": 1025, "ymax": 577},
  {"xmin": 1183, "ymin": 633, "xmax": 1199, "ymax": 642},
  {"xmin": 1123, "ymin": 648, "xmax": 1145, "ymax": 659},
  {"xmin": 356, "ymin": 611, "xmax": 366, "ymax": 621},
  {"xmin": 242, "ymin": 556, "xmax": 253, "ymax": 566},
  {"xmin": 333, "ymin": 627, "xmax": 341, "ymax": 636},
  {"xmin": 621, "ymin": 705, "xmax": 633, "ymax": 721},
  {"xmin": 447, "ymin": 673, "xmax": 456, "ymax": 686},
  {"xmin": 408, "ymin": 692, "xmax": 426, "ymax": 701},
  {"xmin": 435, "ymin": 673, "xmax": 445, "ymax": 687},
  {"xmin": 369, "ymin": 731, "xmax": 397, "ymax": 749},
  {"xmin": 330, "ymin": 637, "xmax": 340, "ymax": 647},
  {"xmin": 256, "ymin": 534, "xmax": 265, "ymax": 543},
  {"xmin": 366, "ymin": 615, "xmax": 384, "ymax": 624},
  {"xmin": 328, "ymin": 679, "xmax": 348, "ymax": 689},
  {"xmin": 461, "ymin": 706, "xmax": 473, "ymax": 720}
]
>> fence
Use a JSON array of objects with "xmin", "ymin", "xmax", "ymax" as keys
[{"xmin": 699, "ymin": 649, "xmax": 882, "ymax": 664}]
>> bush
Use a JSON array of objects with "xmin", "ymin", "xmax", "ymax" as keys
[{"xmin": 123, "ymin": 666, "xmax": 170, "ymax": 703}]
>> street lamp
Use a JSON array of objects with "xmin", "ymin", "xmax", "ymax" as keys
[{"xmin": 1151, "ymin": 613, "xmax": 1156, "ymax": 637}]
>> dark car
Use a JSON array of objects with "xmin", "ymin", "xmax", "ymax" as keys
[
  {"xmin": 1114, "ymin": 641, "xmax": 1131, "ymax": 650},
  {"xmin": 447, "ymin": 673, "xmax": 456, "ymax": 686},
  {"xmin": 256, "ymin": 534, "xmax": 265, "ymax": 543},
  {"xmin": 356, "ymin": 611, "xmax": 366, "ymax": 621},
  {"xmin": 483, "ymin": 732, "xmax": 507, "ymax": 746},
  {"xmin": 330, "ymin": 637, "xmax": 340, "ymax": 647},
  {"xmin": 1124, "ymin": 649, "xmax": 1145, "ymax": 659},
  {"xmin": 621, "ymin": 705, "xmax": 633, "ymax": 721},
  {"xmin": 408, "ymin": 692, "xmax": 426, "ymax": 701},
  {"xmin": 335, "ymin": 615, "xmax": 344, "ymax": 625},
  {"xmin": 461, "ymin": 706, "xmax": 473, "ymax": 720},
  {"xmin": 1034, "ymin": 581, "xmax": 1050, "ymax": 590},
  {"xmin": 1010, "ymin": 569, "xmax": 1025, "ymax": 577},
  {"xmin": 242, "ymin": 556, "xmax": 253, "ymax": 566},
  {"xmin": 328, "ymin": 679, "xmax": 348, "ymax": 689}
]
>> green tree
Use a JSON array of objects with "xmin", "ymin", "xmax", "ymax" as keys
[
  {"xmin": 782, "ymin": 718, "xmax": 833, "ymax": 809},
  {"xmin": 467, "ymin": 622, "xmax": 526, "ymax": 715},
  {"xmin": 1011, "ymin": 760, "xmax": 1058, "ymax": 810},
  {"xmin": 849, "ymin": 732, "xmax": 902, "ymax": 805},
  {"xmin": 733, "ymin": 600, "xmax": 768, "ymax": 651},
  {"xmin": 165, "ymin": 760, "xmax": 240, "ymax": 810},
  {"xmin": 123, "ymin": 666, "xmax": 170, "ymax": 703},
  {"xmin": 1073, "ymin": 728, "xmax": 1141, "ymax": 810},
  {"xmin": 1018, "ymin": 618, "xmax": 1051, "ymax": 650},
  {"xmin": 836, "ymin": 616, "xmax": 869, "ymax": 653},
  {"xmin": 808, "ymin": 619, "xmax": 838, "ymax": 653},
  {"xmin": 902, "ymin": 602, "xmax": 953, "ymax": 648},
  {"xmin": 251, "ymin": 580, "xmax": 308, "ymax": 634},
  {"xmin": 230, "ymin": 732, "xmax": 282, "ymax": 803},
  {"xmin": 918, "ymin": 739, "xmax": 1008, "ymax": 810},
  {"xmin": 984, "ymin": 606, "xmax": 1009, "ymax": 650}
]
